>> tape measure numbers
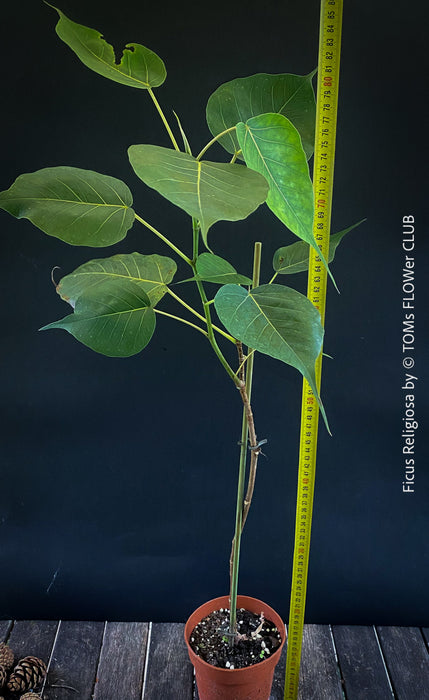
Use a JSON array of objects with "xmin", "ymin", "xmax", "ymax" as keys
[{"xmin": 284, "ymin": 2, "xmax": 343, "ymax": 699}]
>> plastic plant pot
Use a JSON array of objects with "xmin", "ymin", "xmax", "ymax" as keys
[{"xmin": 184, "ymin": 595, "xmax": 286, "ymax": 700}]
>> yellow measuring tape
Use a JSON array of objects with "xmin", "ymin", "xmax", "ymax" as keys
[{"xmin": 284, "ymin": 1, "xmax": 343, "ymax": 698}]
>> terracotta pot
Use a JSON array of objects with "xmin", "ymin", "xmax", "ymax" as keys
[{"xmin": 184, "ymin": 595, "xmax": 286, "ymax": 700}]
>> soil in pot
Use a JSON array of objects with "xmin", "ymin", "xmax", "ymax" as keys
[{"xmin": 189, "ymin": 606, "xmax": 282, "ymax": 669}]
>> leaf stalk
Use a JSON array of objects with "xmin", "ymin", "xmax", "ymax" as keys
[
  {"xmin": 134, "ymin": 213, "xmax": 192, "ymax": 264},
  {"xmin": 148, "ymin": 88, "xmax": 180, "ymax": 151},
  {"xmin": 154, "ymin": 309, "xmax": 208, "ymax": 337},
  {"xmin": 166, "ymin": 288, "xmax": 235, "ymax": 343},
  {"xmin": 196, "ymin": 126, "xmax": 237, "ymax": 161}
]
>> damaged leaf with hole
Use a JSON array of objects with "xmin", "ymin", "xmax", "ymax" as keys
[{"xmin": 47, "ymin": 3, "xmax": 166, "ymax": 89}]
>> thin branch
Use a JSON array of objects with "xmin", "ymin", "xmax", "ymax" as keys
[
  {"xmin": 236, "ymin": 341, "xmax": 246, "ymax": 383},
  {"xmin": 234, "ymin": 348, "xmax": 255, "ymax": 381}
]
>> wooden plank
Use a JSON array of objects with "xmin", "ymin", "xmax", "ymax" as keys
[
  {"xmin": 376, "ymin": 626, "xmax": 429, "ymax": 699},
  {"xmin": 93, "ymin": 621, "xmax": 149, "ymax": 700},
  {"xmin": 43, "ymin": 620, "xmax": 104, "ymax": 700},
  {"xmin": 332, "ymin": 625, "xmax": 393, "ymax": 699},
  {"xmin": 271, "ymin": 625, "xmax": 344, "ymax": 699},
  {"xmin": 297, "ymin": 625, "xmax": 344, "ymax": 699},
  {"xmin": 2, "ymin": 621, "xmax": 425, "ymax": 699},
  {"xmin": 7, "ymin": 620, "xmax": 59, "ymax": 662},
  {"xmin": 0, "ymin": 620, "xmax": 12, "ymax": 640},
  {"xmin": 144, "ymin": 622, "xmax": 193, "ymax": 700}
]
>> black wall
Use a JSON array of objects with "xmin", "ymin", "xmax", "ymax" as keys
[{"xmin": 1, "ymin": 0, "xmax": 427, "ymax": 624}]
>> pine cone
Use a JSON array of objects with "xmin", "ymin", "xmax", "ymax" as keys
[
  {"xmin": 0, "ymin": 665, "xmax": 7, "ymax": 689},
  {"xmin": 7, "ymin": 656, "xmax": 47, "ymax": 693},
  {"xmin": 0, "ymin": 642, "xmax": 14, "ymax": 671},
  {"xmin": 21, "ymin": 694, "xmax": 42, "ymax": 699}
]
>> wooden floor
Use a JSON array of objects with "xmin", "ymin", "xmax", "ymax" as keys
[{"xmin": 1, "ymin": 620, "xmax": 428, "ymax": 699}]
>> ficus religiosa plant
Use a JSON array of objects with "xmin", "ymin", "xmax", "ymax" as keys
[{"xmin": 0, "ymin": 5, "xmax": 359, "ymax": 646}]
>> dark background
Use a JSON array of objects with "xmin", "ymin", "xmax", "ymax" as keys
[{"xmin": 1, "ymin": 1, "xmax": 427, "ymax": 624}]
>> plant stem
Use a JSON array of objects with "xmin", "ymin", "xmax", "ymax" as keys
[
  {"xmin": 134, "ymin": 213, "xmax": 192, "ymax": 265},
  {"xmin": 166, "ymin": 288, "xmax": 236, "ymax": 344},
  {"xmin": 228, "ymin": 402, "xmax": 249, "ymax": 642},
  {"xmin": 154, "ymin": 309, "xmax": 208, "ymax": 337},
  {"xmin": 240, "ymin": 242, "xmax": 262, "ymax": 529},
  {"xmin": 148, "ymin": 88, "xmax": 180, "ymax": 151},
  {"xmin": 197, "ymin": 281, "xmax": 238, "ymax": 384},
  {"xmin": 234, "ymin": 348, "xmax": 255, "ymax": 380},
  {"xmin": 135, "ymin": 213, "xmax": 237, "ymax": 342},
  {"xmin": 190, "ymin": 225, "xmax": 239, "ymax": 383},
  {"xmin": 196, "ymin": 126, "xmax": 237, "ymax": 161},
  {"xmin": 186, "ymin": 232, "xmax": 264, "ymax": 643},
  {"xmin": 230, "ymin": 150, "xmax": 242, "ymax": 164},
  {"xmin": 192, "ymin": 215, "xmax": 199, "ymax": 263},
  {"xmin": 228, "ymin": 242, "xmax": 262, "ymax": 641}
]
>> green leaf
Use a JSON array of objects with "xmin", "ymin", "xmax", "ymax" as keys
[
  {"xmin": 195, "ymin": 253, "xmax": 252, "ymax": 285},
  {"xmin": 214, "ymin": 283, "xmax": 328, "ymax": 429},
  {"xmin": 0, "ymin": 166, "xmax": 135, "ymax": 247},
  {"xmin": 40, "ymin": 277, "xmax": 156, "ymax": 357},
  {"xmin": 206, "ymin": 72, "xmax": 316, "ymax": 160},
  {"xmin": 236, "ymin": 114, "xmax": 313, "ymax": 241},
  {"xmin": 273, "ymin": 220, "xmax": 366, "ymax": 274},
  {"xmin": 47, "ymin": 4, "xmax": 166, "ymax": 89},
  {"xmin": 57, "ymin": 252, "xmax": 177, "ymax": 308},
  {"xmin": 236, "ymin": 113, "xmax": 332, "ymax": 282},
  {"xmin": 128, "ymin": 145, "xmax": 268, "ymax": 248}
]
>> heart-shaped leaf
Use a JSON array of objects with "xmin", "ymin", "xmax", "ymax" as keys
[
  {"xmin": 128, "ymin": 145, "xmax": 268, "ymax": 248},
  {"xmin": 195, "ymin": 253, "xmax": 251, "ymax": 285},
  {"xmin": 40, "ymin": 277, "xmax": 156, "ymax": 357},
  {"xmin": 273, "ymin": 220, "xmax": 366, "ymax": 274},
  {"xmin": 47, "ymin": 4, "xmax": 166, "ymax": 89},
  {"xmin": 206, "ymin": 72, "xmax": 316, "ymax": 160},
  {"xmin": 0, "ymin": 166, "xmax": 135, "ymax": 247},
  {"xmin": 236, "ymin": 113, "xmax": 332, "ymax": 280},
  {"xmin": 214, "ymin": 283, "xmax": 328, "ymax": 428},
  {"xmin": 57, "ymin": 252, "xmax": 177, "ymax": 308},
  {"xmin": 236, "ymin": 114, "xmax": 313, "ymax": 241}
]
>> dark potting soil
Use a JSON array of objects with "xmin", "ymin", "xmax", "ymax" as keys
[{"xmin": 189, "ymin": 607, "xmax": 282, "ymax": 669}]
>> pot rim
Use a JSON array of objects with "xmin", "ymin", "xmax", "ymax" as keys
[{"xmin": 184, "ymin": 594, "xmax": 286, "ymax": 675}]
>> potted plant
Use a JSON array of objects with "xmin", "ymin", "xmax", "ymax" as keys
[{"xmin": 0, "ymin": 5, "xmax": 356, "ymax": 699}]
